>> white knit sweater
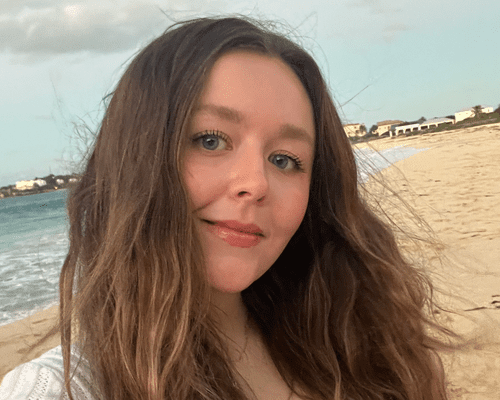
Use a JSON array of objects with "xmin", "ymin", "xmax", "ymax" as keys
[{"xmin": 0, "ymin": 345, "xmax": 98, "ymax": 400}]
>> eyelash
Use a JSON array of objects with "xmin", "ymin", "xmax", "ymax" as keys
[
  {"xmin": 192, "ymin": 130, "xmax": 230, "ymax": 147},
  {"xmin": 191, "ymin": 130, "xmax": 305, "ymax": 172}
]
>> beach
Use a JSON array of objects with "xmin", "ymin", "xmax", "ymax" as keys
[
  {"xmin": 0, "ymin": 306, "xmax": 60, "ymax": 381},
  {"xmin": 1, "ymin": 123, "xmax": 500, "ymax": 397},
  {"xmin": 357, "ymin": 122, "xmax": 500, "ymax": 399}
]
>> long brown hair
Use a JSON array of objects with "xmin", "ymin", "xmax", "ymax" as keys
[{"xmin": 59, "ymin": 16, "xmax": 454, "ymax": 400}]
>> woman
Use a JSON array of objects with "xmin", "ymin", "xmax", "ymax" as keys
[{"xmin": 1, "ymin": 16, "xmax": 451, "ymax": 399}]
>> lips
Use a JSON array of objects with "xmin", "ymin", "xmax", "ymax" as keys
[
  {"xmin": 201, "ymin": 219, "xmax": 264, "ymax": 248},
  {"xmin": 201, "ymin": 219, "xmax": 264, "ymax": 237}
]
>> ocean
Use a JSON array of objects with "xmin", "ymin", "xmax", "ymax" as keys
[
  {"xmin": 0, "ymin": 190, "xmax": 68, "ymax": 327},
  {"xmin": 0, "ymin": 145, "xmax": 426, "ymax": 327}
]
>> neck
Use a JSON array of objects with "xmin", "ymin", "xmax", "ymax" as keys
[{"xmin": 210, "ymin": 289, "xmax": 250, "ymax": 354}]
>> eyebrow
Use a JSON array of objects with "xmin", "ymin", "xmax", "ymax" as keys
[{"xmin": 195, "ymin": 103, "xmax": 314, "ymax": 148}]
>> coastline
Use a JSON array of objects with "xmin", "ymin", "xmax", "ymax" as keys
[
  {"xmin": 0, "ymin": 187, "xmax": 65, "ymax": 199},
  {"xmin": 360, "ymin": 122, "xmax": 500, "ymax": 398},
  {"xmin": 0, "ymin": 173, "xmax": 79, "ymax": 200},
  {"xmin": 0, "ymin": 186, "xmax": 72, "ymax": 200},
  {"xmin": 1, "ymin": 123, "xmax": 499, "ymax": 395}
]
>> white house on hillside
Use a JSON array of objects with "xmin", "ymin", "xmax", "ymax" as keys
[
  {"xmin": 394, "ymin": 117, "xmax": 454, "ymax": 135},
  {"xmin": 343, "ymin": 123, "xmax": 366, "ymax": 138},
  {"xmin": 15, "ymin": 180, "xmax": 35, "ymax": 190},
  {"xmin": 395, "ymin": 123, "xmax": 421, "ymax": 136},
  {"xmin": 455, "ymin": 106, "xmax": 494, "ymax": 123},
  {"xmin": 15, "ymin": 179, "xmax": 47, "ymax": 191},
  {"xmin": 375, "ymin": 120, "xmax": 403, "ymax": 136},
  {"xmin": 419, "ymin": 117, "xmax": 454, "ymax": 130}
]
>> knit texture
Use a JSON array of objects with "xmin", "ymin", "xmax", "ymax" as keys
[{"xmin": 0, "ymin": 345, "xmax": 98, "ymax": 400}]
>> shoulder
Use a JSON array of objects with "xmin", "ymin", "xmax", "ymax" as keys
[{"xmin": 0, "ymin": 345, "xmax": 98, "ymax": 400}]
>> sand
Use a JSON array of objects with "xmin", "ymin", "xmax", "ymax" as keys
[
  {"xmin": 356, "ymin": 123, "xmax": 500, "ymax": 399},
  {"xmin": 0, "ymin": 305, "xmax": 60, "ymax": 382},
  {"xmin": 1, "ymin": 123, "xmax": 499, "ymax": 397}
]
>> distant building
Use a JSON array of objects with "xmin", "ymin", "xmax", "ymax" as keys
[
  {"xmin": 56, "ymin": 179, "xmax": 64, "ymax": 185},
  {"xmin": 395, "ymin": 123, "xmax": 421, "ymax": 136},
  {"xmin": 419, "ymin": 117, "xmax": 454, "ymax": 131},
  {"xmin": 455, "ymin": 108, "xmax": 474, "ymax": 123},
  {"xmin": 15, "ymin": 180, "xmax": 35, "ymax": 190},
  {"xmin": 394, "ymin": 117, "xmax": 454, "ymax": 135},
  {"xmin": 15, "ymin": 179, "xmax": 47, "ymax": 191},
  {"xmin": 343, "ymin": 123, "xmax": 366, "ymax": 138},
  {"xmin": 375, "ymin": 120, "xmax": 403, "ymax": 136},
  {"xmin": 455, "ymin": 106, "xmax": 494, "ymax": 123}
]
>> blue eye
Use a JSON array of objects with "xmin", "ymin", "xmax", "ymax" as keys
[
  {"xmin": 192, "ymin": 130, "xmax": 229, "ymax": 151},
  {"xmin": 269, "ymin": 153, "xmax": 304, "ymax": 171},
  {"xmin": 192, "ymin": 130, "xmax": 304, "ymax": 172},
  {"xmin": 201, "ymin": 135, "xmax": 221, "ymax": 150},
  {"xmin": 271, "ymin": 154, "xmax": 291, "ymax": 169}
]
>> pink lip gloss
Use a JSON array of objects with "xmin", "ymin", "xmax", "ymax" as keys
[{"xmin": 206, "ymin": 223, "xmax": 262, "ymax": 248}]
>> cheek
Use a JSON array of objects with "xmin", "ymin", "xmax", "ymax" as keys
[
  {"xmin": 273, "ymin": 184, "xmax": 309, "ymax": 234},
  {"xmin": 183, "ymin": 157, "xmax": 218, "ymax": 207}
]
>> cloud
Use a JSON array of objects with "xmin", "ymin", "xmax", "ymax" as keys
[
  {"xmin": 0, "ymin": 0, "xmax": 54, "ymax": 15},
  {"xmin": 0, "ymin": 0, "xmax": 486, "ymax": 60},
  {"xmin": 0, "ymin": 0, "xmax": 229, "ymax": 57}
]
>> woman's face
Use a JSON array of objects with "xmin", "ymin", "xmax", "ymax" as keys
[{"xmin": 183, "ymin": 50, "xmax": 315, "ymax": 294}]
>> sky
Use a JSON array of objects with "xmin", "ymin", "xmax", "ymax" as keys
[{"xmin": 1, "ymin": 0, "xmax": 499, "ymax": 187}]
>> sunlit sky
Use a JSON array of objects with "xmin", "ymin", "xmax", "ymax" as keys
[{"xmin": 1, "ymin": 0, "xmax": 499, "ymax": 187}]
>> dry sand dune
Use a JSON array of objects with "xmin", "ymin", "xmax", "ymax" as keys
[{"xmin": 1, "ymin": 123, "xmax": 499, "ymax": 398}]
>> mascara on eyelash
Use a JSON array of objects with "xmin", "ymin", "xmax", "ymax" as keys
[
  {"xmin": 193, "ymin": 132, "xmax": 305, "ymax": 171},
  {"xmin": 193, "ymin": 130, "xmax": 228, "ymax": 140}
]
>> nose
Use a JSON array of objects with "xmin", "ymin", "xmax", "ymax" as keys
[{"xmin": 229, "ymin": 146, "xmax": 268, "ymax": 203}]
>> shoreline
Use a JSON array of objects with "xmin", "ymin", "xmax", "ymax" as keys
[
  {"xmin": 0, "ymin": 173, "xmax": 80, "ymax": 200},
  {"xmin": 0, "ymin": 186, "xmax": 69, "ymax": 200}
]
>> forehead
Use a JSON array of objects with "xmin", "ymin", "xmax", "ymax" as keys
[
  {"xmin": 203, "ymin": 50, "xmax": 308, "ymax": 101},
  {"xmin": 195, "ymin": 50, "xmax": 315, "ymax": 141}
]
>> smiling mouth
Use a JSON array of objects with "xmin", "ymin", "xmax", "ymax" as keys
[{"xmin": 201, "ymin": 219, "xmax": 264, "ymax": 237}]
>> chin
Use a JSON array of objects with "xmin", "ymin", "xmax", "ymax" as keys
[
  {"xmin": 208, "ymin": 277, "xmax": 253, "ymax": 294},
  {"xmin": 207, "ymin": 267, "xmax": 259, "ymax": 294}
]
